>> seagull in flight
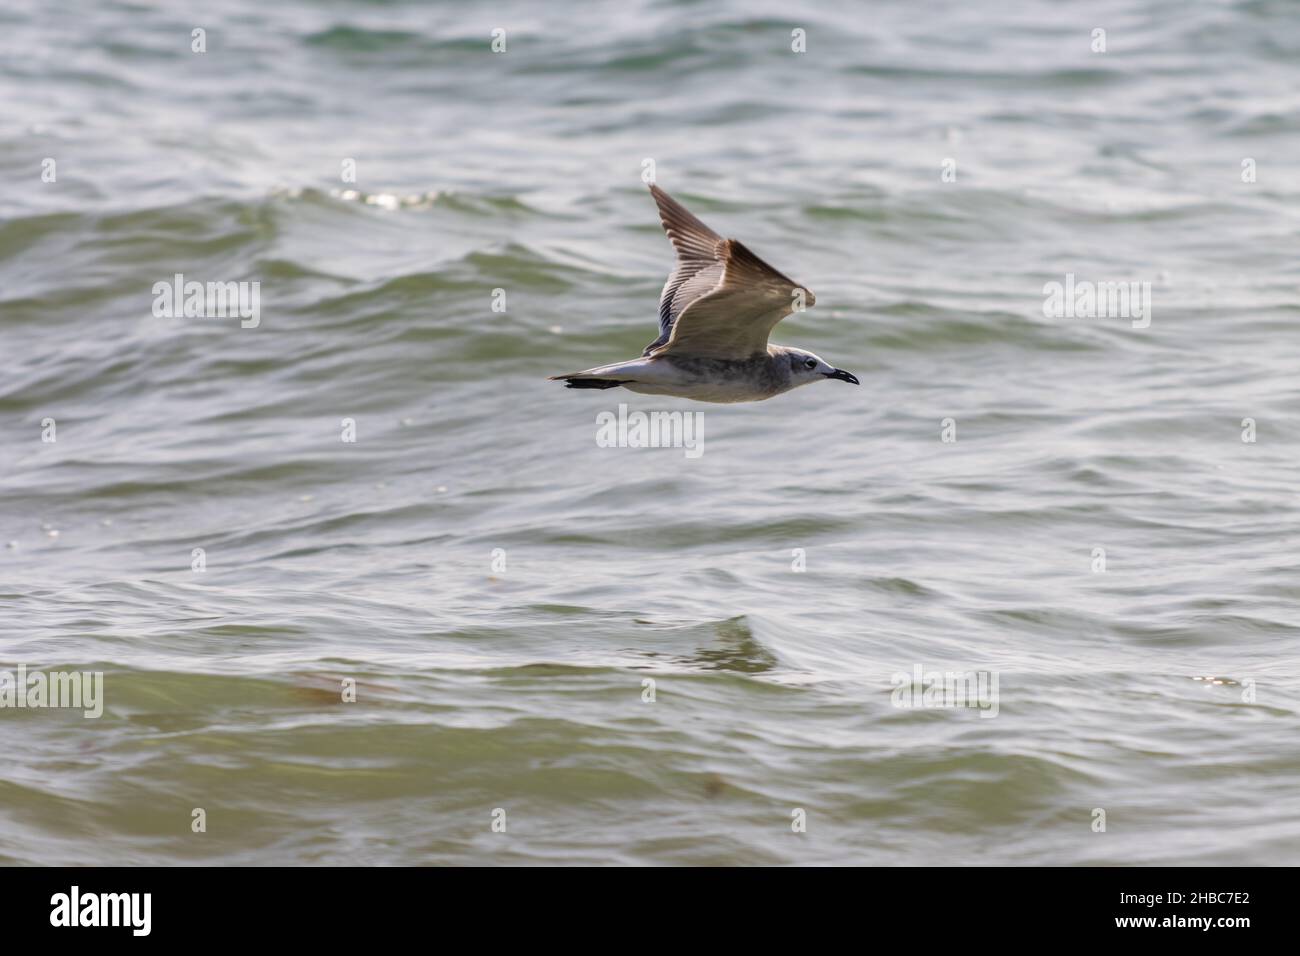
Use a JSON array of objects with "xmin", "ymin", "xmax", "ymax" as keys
[{"xmin": 550, "ymin": 184, "xmax": 858, "ymax": 403}]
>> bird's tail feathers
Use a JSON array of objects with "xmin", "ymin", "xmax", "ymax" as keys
[
  {"xmin": 548, "ymin": 371, "xmax": 633, "ymax": 390},
  {"xmin": 549, "ymin": 358, "xmax": 652, "ymax": 390}
]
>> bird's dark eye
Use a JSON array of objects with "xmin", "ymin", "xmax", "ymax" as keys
[{"xmin": 804, "ymin": 358, "xmax": 817, "ymax": 370}]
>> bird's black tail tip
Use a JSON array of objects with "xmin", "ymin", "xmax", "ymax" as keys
[{"xmin": 556, "ymin": 377, "xmax": 631, "ymax": 390}]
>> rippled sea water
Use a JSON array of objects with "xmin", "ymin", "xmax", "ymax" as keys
[{"xmin": 2, "ymin": 0, "xmax": 1299, "ymax": 865}]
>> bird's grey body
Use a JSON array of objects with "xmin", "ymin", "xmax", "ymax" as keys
[
  {"xmin": 550, "ymin": 185, "xmax": 858, "ymax": 403},
  {"xmin": 571, "ymin": 350, "xmax": 816, "ymax": 404}
]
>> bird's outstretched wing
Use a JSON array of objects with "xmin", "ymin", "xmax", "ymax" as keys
[{"xmin": 644, "ymin": 184, "xmax": 814, "ymax": 360}]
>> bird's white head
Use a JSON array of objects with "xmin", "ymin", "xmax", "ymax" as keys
[{"xmin": 782, "ymin": 348, "xmax": 859, "ymax": 389}]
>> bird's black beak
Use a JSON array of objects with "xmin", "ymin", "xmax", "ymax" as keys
[{"xmin": 824, "ymin": 368, "xmax": 860, "ymax": 385}]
